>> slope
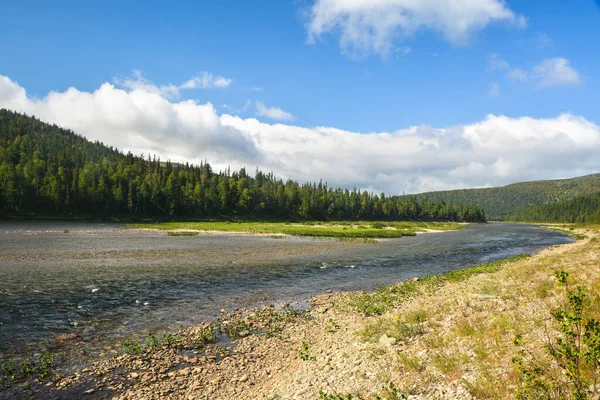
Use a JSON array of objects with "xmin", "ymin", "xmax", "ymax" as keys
[{"xmin": 408, "ymin": 174, "xmax": 600, "ymax": 220}]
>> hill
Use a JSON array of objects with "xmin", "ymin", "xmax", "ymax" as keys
[
  {"xmin": 408, "ymin": 174, "xmax": 600, "ymax": 220},
  {"xmin": 506, "ymin": 192, "xmax": 600, "ymax": 223},
  {"xmin": 0, "ymin": 109, "xmax": 485, "ymax": 222}
]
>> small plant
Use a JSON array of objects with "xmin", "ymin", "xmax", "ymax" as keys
[
  {"xmin": 161, "ymin": 332, "xmax": 183, "ymax": 348},
  {"xmin": 298, "ymin": 342, "xmax": 315, "ymax": 361},
  {"xmin": 37, "ymin": 353, "xmax": 57, "ymax": 380},
  {"xmin": 19, "ymin": 360, "xmax": 35, "ymax": 377},
  {"xmin": 223, "ymin": 318, "xmax": 251, "ymax": 338},
  {"xmin": 197, "ymin": 323, "xmax": 218, "ymax": 344},
  {"xmin": 122, "ymin": 339, "xmax": 142, "ymax": 355},
  {"xmin": 144, "ymin": 332, "xmax": 161, "ymax": 350},
  {"xmin": 317, "ymin": 390, "xmax": 356, "ymax": 400},
  {"xmin": 325, "ymin": 318, "xmax": 340, "ymax": 333},
  {"xmin": 513, "ymin": 270, "xmax": 600, "ymax": 399},
  {"xmin": 1, "ymin": 360, "xmax": 17, "ymax": 381},
  {"xmin": 63, "ymin": 229, "xmax": 69, "ymax": 233},
  {"xmin": 374, "ymin": 381, "xmax": 407, "ymax": 399}
]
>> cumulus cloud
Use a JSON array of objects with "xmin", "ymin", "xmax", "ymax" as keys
[
  {"xmin": 306, "ymin": 0, "xmax": 526, "ymax": 56},
  {"xmin": 1, "ymin": 74, "xmax": 599, "ymax": 195},
  {"xmin": 533, "ymin": 57, "xmax": 582, "ymax": 88},
  {"xmin": 489, "ymin": 54, "xmax": 582, "ymax": 88},
  {"xmin": 255, "ymin": 101, "xmax": 294, "ymax": 121},
  {"xmin": 114, "ymin": 70, "xmax": 232, "ymax": 99}
]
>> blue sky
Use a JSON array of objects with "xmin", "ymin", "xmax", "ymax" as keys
[{"xmin": 1, "ymin": 0, "xmax": 599, "ymax": 193}]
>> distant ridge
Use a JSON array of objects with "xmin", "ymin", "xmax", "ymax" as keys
[{"xmin": 408, "ymin": 173, "xmax": 600, "ymax": 220}]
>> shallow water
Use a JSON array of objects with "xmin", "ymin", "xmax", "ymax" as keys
[{"xmin": 0, "ymin": 222, "xmax": 570, "ymax": 357}]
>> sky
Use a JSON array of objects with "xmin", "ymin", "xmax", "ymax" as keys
[{"xmin": 1, "ymin": 0, "xmax": 600, "ymax": 194}]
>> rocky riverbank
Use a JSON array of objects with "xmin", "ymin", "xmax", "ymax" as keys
[{"xmin": 3, "ymin": 226, "xmax": 597, "ymax": 399}]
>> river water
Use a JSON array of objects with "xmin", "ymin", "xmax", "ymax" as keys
[{"xmin": 0, "ymin": 222, "xmax": 570, "ymax": 358}]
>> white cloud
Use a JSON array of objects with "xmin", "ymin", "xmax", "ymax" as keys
[
  {"xmin": 180, "ymin": 72, "xmax": 232, "ymax": 89},
  {"xmin": 489, "ymin": 54, "xmax": 582, "ymax": 89},
  {"xmin": 533, "ymin": 57, "xmax": 582, "ymax": 88},
  {"xmin": 488, "ymin": 82, "xmax": 500, "ymax": 97},
  {"xmin": 1, "ymin": 74, "xmax": 599, "ymax": 195},
  {"xmin": 114, "ymin": 70, "xmax": 232, "ymax": 99},
  {"xmin": 306, "ymin": 0, "xmax": 526, "ymax": 56},
  {"xmin": 255, "ymin": 101, "xmax": 294, "ymax": 121},
  {"xmin": 488, "ymin": 53, "xmax": 527, "ymax": 81}
]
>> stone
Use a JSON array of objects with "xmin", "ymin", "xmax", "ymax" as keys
[
  {"xmin": 238, "ymin": 375, "xmax": 248, "ymax": 383},
  {"xmin": 130, "ymin": 372, "xmax": 139, "ymax": 379},
  {"xmin": 379, "ymin": 334, "xmax": 397, "ymax": 346}
]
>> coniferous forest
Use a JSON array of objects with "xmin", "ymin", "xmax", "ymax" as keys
[
  {"xmin": 0, "ymin": 109, "xmax": 486, "ymax": 222},
  {"xmin": 408, "ymin": 173, "xmax": 600, "ymax": 220},
  {"xmin": 506, "ymin": 193, "xmax": 600, "ymax": 224}
]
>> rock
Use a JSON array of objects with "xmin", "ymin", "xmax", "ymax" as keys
[
  {"xmin": 379, "ymin": 334, "xmax": 397, "ymax": 346},
  {"xmin": 84, "ymin": 388, "xmax": 95, "ymax": 394},
  {"xmin": 476, "ymin": 294, "xmax": 497, "ymax": 300},
  {"xmin": 184, "ymin": 356, "xmax": 198, "ymax": 364},
  {"xmin": 57, "ymin": 332, "xmax": 79, "ymax": 341},
  {"xmin": 130, "ymin": 372, "xmax": 139, "ymax": 379},
  {"xmin": 238, "ymin": 375, "xmax": 248, "ymax": 383}
]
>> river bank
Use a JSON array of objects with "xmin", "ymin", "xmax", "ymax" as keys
[{"xmin": 3, "ymin": 226, "xmax": 594, "ymax": 399}]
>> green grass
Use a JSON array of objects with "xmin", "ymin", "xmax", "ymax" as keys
[
  {"xmin": 348, "ymin": 254, "xmax": 532, "ymax": 317},
  {"xmin": 131, "ymin": 221, "xmax": 466, "ymax": 239},
  {"xmin": 166, "ymin": 231, "xmax": 200, "ymax": 236}
]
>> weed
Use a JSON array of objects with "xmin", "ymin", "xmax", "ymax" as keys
[
  {"xmin": 197, "ymin": 323, "xmax": 218, "ymax": 344},
  {"xmin": 122, "ymin": 339, "xmax": 142, "ymax": 355},
  {"xmin": 166, "ymin": 231, "xmax": 199, "ymax": 236},
  {"xmin": 36, "ymin": 353, "xmax": 57, "ymax": 380},
  {"xmin": 223, "ymin": 318, "xmax": 251, "ymax": 338},
  {"xmin": 143, "ymin": 332, "xmax": 161, "ymax": 350},
  {"xmin": 325, "ymin": 318, "xmax": 340, "ymax": 333},
  {"xmin": 161, "ymin": 332, "xmax": 183, "ymax": 349},
  {"xmin": 317, "ymin": 390, "xmax": 356, "ymax": 399},
  {"xmin": 513, "ymin": 270, "xmax": 600, "ymax": 399},
  {"xmin": 298, "ymin": 342, "xmax": 315, "ymax": 361}
]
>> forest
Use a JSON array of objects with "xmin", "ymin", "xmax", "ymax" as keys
[
  {"xmin": 0, "ymin": 109, "xmax": 486, "ymax": 222},
  {"xmin": 408, "ymin": 173, "xmax": 600, "ymax": 220},
  {"xmin": 506, "ymin": 192, "xmax": 600, "ymax": 224}
]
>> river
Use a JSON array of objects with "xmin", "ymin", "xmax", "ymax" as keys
[{"xmin": 0, "ymin": 222, "xmax": 570, "ymax": 359}]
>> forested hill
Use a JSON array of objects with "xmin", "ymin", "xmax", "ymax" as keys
[
  {"xmin": 0, "ymin": 109, "xmax": 485, "ymax": 222},
  {"xmin": 406, "ymin": 174, "xmax": 600, "ymax": 220},
  {"xmin": 506, "ymin": 193, "xmax": 600, "ymax": 224}
]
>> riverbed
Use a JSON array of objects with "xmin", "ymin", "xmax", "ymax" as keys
[{"xmin": 0, "ymin": 222, "xmax": 570, "ymax": 359}]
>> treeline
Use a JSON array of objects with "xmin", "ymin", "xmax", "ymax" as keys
[
  {"xmin": 506, "ymin": 193, "xmax": 600, "ymax": 224},
  {"xmin": 408, "ymin": 174, "xmax": 600, "ymax": 220},
  {"xmin": 0, "ymin": 109, "xmax": 485, "ymax": 222}
]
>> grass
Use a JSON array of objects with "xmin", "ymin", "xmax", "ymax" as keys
[
  {"xmin": 166, "ymin": 231, "xmax": 200, "ymax": 236},
  {"xmin": 131, "ymin": 220, "xmax": 467, "ymax": 239},
  {"xmin": 347, "ymin": 254, "xmax": 531, "ymax": 318}
]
